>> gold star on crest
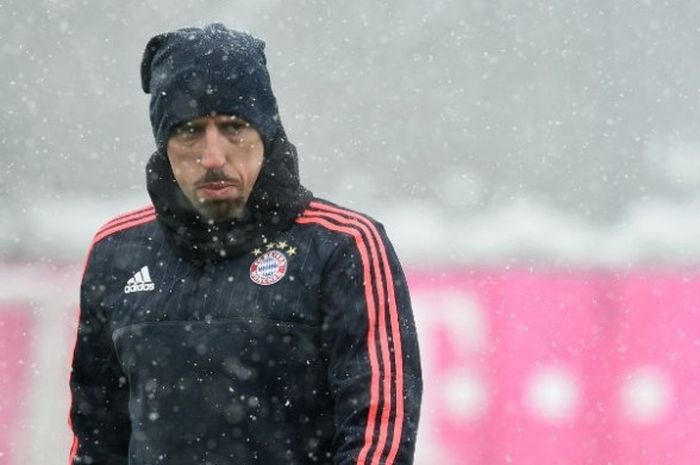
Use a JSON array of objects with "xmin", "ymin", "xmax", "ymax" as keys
[{"xmin": 256, "ymin": 238, "xmax": 297, "ymax": 257}]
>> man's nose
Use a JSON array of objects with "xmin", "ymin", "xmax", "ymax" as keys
[{"xmin": 199, "ymin": 126, "xmax": 226, "ymax": 168}]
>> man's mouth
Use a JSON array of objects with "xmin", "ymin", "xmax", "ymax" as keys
[{"xmin": 197, "ymin": 181, "xmax": 239, "ymax": 200}]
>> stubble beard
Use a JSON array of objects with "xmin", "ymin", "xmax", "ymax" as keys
[
  {"xmin": 193, "ymin": 196, "xmax": 246, "ymax": 222},
  {"xmin": 188, "ymin": 169, "xmax": 248, "ymax": 222}
]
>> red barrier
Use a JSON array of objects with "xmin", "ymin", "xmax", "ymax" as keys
[
  {"xmin": 0, "ymin": 306, "xmax": 33, "ymax": 464},
  {"xmin": 408, "ymin": 269, "xmax": 700, "ymax": 465},
  {"xmin": 1, "ymin": 266, "xmax": 700, "ymax": 464}
]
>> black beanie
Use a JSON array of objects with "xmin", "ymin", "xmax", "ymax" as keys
[{"xmin": 141, "ymin": 23, "xmax": 279, "ymax": 150}]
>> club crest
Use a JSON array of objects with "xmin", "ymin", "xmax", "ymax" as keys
[
  {"xmin": 250, "ymin": 249, "xmax": 288, "ymax": 285},
  {"xmin": 249, "ymin": 240, "xmax": 297, "ymax": 286}
]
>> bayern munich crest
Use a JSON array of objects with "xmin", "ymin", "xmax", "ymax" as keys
[
  {"xmin": 249, "ymin": 240, "xmax": 297, "ymax": 286},
  {"xmin": 250, "ymin": 249, "xmax": 289, "ymax": 285}
]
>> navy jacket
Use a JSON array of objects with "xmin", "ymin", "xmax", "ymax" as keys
[{"xmin": 69, "ymin": 196, "xmax": 422, "ymax": 464}]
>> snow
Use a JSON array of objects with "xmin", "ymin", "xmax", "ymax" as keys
[
  {"xmin": 384, "ymin": 196, "xmax": 700, "ymax": 267},
  {"xmin": 2, "ymin": 2, "xmax": 700, "ymax": 463},
  {"xmin": 4, "ymin": 193, "xmax": 700, "ymax": 267}
]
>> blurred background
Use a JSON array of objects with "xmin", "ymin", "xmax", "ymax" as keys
[{"xmin": 1, "ymin": 1, "xmax": 699, "ymax": 464}]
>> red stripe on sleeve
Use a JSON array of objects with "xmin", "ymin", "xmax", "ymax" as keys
[
  {"xmin": 300, "ymin": 208, "xmax": 393, "ymax": 465},
  {"xmin": 68, "ymin": 435, "xmax": 78, "ymax": 465},
  {"xmin": 94, "ymin": 206, "xmax": 155, "ymax": 239},
  {"xmin": 98, "ymin": 205, "xmax": 154, "ymax": 231},
  {"xmin": 92, "ymin": 212, "xmax": 157, "ymax": 246},
  {"xmin": 296, "ymin": 215, "xmax": 382, "ymax": 465},
  {"xmin": 307, "ymin": 201, "xmax": 406, "ymax": 465}
]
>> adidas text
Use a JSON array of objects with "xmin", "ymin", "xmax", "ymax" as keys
[
  {"xmin": 124, "ymin": 265, "xmax": 155, "ymax": 294},
  {"xmin": 124, "ymin": 282, "xmax": 155, "ymax": 293}
]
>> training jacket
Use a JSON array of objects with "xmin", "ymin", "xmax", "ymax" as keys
[
  {"xmin": 69, "ymin": 194, "xmax": 423, "ymax": 464},
  {"xmin": 70, "ymin": 108, "xmax": 422, "ymax": 464}
]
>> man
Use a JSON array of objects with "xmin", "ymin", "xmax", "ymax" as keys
[{"xmin": 69, "ymin": 23, "xmax": 422, "ymax": 465}]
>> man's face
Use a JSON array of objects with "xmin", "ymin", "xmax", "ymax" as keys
[{"xmin": 166, "ymin": 114, "xmax": 264, "ymax": 221}]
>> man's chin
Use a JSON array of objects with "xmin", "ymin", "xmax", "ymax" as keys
[{"xmin": 194, "ymin": 198, "xmax": 246, "ymax": 222}]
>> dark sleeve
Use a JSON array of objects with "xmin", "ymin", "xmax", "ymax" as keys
[
  {"xmin": 69, "ymin": 247, "xmax": 131, "ymax": 464},
  {"xmin": 320, "ymin": 224, "xmax": 422, "ymax": 465}
]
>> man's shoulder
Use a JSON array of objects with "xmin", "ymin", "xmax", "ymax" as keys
[
  {"xmin": 296, "ymin": 197, "xmax": 383, "ymax": 232},
  {"xmin": 90, "ymin": 205, "xmax": 158, "ymax": 249},
  {"xmin": 294, "ymin": 198, "xmax": 395, "ymax": 260},
  {"xmin": 81, "ymin": 205, "xmax": 160, "ymax": 287}
]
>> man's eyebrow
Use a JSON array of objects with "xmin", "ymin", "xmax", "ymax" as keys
[
  {"xmin": 176, "ymin": 119, "xmax": 206, "ymax": 129},
  {"xmin": 216, "ymin": 117, "xmax": 248, "ymax": 125}
]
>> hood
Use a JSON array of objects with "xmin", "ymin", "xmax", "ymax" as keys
[{"xmin": 146, "ymin": 124, "xmax": 312, "ymax": 263}]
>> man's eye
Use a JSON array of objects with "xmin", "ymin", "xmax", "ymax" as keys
[
  {"xmin": 173, "ymin": 125, "xmax": 200, "ymax": 139},
  {"xmin": 221, "ymin": 122, "xmax": 245, "ymax": 134}
]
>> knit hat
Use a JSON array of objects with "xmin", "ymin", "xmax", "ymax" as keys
[{"xmin": 141, "ymin": 23, "xmax": 279, "ymax": 150}]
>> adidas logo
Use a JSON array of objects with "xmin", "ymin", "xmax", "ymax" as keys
[{"xmin": 124, "ymin": 266, "xmax": 155, "ymax": 294}]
